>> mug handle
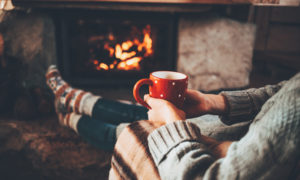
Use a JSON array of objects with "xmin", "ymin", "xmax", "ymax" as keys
[{"xmin": 133, "ymin": 79, "xmax": 153, "ymax": 109}]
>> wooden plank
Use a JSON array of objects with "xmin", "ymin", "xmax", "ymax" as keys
[
  {"xmin": 266, "ymin": 24, "xmax": 300, "ymax": 52},
  {"xmin": 271, "ymin": 7, "xmax": 300, "ymax": 24}
]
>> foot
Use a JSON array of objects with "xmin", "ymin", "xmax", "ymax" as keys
[
  {"xmin": 46, "ymin": 65, "xmax": 69, "ymax": 95},
  {"xmin": 46, "ymin": 65, "xmax": 71, "ymax": 113},
  {"xmin": 56, "ymin": 111, "xmax": 81, "ymax": 133},
  {"xmin": 46, "ymin": 65, "xmax": 100, "ymax": 115}
]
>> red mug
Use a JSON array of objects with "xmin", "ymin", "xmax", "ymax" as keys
[{"xmin": 133, "ymin": 71, "xmax": 188, "ymax": 109}]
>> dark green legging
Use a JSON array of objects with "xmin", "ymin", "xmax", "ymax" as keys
[{"xmin": 76, "ymin": 99, "xmax": 148, "ymax": 151}]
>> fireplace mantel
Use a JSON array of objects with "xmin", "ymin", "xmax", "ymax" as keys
[
  {"xmin": 13, "ymin": 0, "xmax": 298, "ymax": 12},
  {"xmin": 13, "ymin": 0, "xmax": 299, "ymax": 10},
  {"xmin": 13, "ymin": 0, "xmax": 251, "ymax": 4},
  {"xmin": 12, "ymin": 0, "xmax": 252, "ymax": 13}
]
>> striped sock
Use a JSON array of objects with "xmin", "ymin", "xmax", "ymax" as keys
[
  {"xmin": 46, "ymin": 65, "xmax": 69, "ymax": 96},
  {"xmin": 57, "ymin": 112, "xmax": 81, "ymax": 133},
  {"xmin": 46, "ymin": 65, "xmax": 101, "ymax": 116}
]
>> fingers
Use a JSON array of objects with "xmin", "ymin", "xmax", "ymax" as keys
[
  {"xmin": 144, "ymin": 94, "xmax": 151, "ymax": 102},
  {"xmin": 144, "ymin": 94, "xmax": 187, "ymax": 123},
  {"xmin": 185, "ymin": 89, "xmax": 199, "ymax": 98},
  {"xmin": 185, "ymin": 89, "xmax": 196, "ymax": 100},
  {"xmin": 144, "ymin": 94, "xmax": 169, "ymax": 109},
  {"xmin": 144, "ymin": 94, "xmax": 152, "ymax": 108}
]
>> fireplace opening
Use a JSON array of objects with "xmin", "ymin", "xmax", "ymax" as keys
[{"xmin": 55, "ymin": 10, "xmax": 177, "ymax": 87}]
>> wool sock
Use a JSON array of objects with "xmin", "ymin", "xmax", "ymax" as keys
[
  {"xmin": 57, "ymin": 112, "xmax": 82, "ymax": 133},
  {"xmin": 46, "ymin": 65, "xmax": 101, "ymax": 116}
]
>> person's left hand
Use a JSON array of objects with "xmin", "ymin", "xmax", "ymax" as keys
[{"xmin": 144, "ymin": 94, "xmax": 186, "ymax": 124}]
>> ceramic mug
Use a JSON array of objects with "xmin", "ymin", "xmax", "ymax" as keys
[{"xmin": 133, "ymin": 71, "xmax": 188, "ymax": 109}]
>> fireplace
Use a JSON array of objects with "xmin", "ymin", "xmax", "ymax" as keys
[
  {"xmin": 55, "ymin": 10, "xmax": 177, "ymax": 87},
  {"xmin": 8, "ymin": 0, "xmax": 256, "ymax": 92}
]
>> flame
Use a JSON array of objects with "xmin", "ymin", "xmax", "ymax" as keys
[
  {"xmin": 115, "ymin": 44, "xmax": 137, "ymax": 61},
  {"xmin": 91, "ymin": 25, "xmax": 153, "ymax": 71},
  {"xmin": 96, "ymin": 63, "xmax": 109, "ymax": 70},
  {"xmin": 115, "ymin": 44, "xmax": 122, "ymax": 58},
  {"xmin": 117, "ymin": 57, "xmax": 142, "ymax": 70},
  {"xmin": 122, "ymin": 41, "xmax": 133, "ymax": 51},
  {"xmin": 108, "ymin": 33, "xmax": 115, "ymax": 41},
  {"xmin": 126, "ymin": 57, "xmax": 142, "ymax": 66},
  {"xmin": 144, "ymin": 33, "xmax": 152, "ymax": 56},
  {"xmin": 117, "ymin": 62, "xmax": 126, "ymax": 70},
  {"xmin": 104, "ymin": 44, "xmax": 114, "ymax": 57}
]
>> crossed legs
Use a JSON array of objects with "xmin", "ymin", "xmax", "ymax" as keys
[{"xmin": 46, "ymin": 65, "xmax": 148, "ymax": 151}]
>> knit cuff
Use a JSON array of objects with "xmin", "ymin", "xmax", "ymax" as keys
[
  {"xmin": 220, "ymin": 91, "xmax": 253, "ymax": 125},
  {"xmin": 147, "ymin": 121, "xmax": 201, "ymax": 165}
]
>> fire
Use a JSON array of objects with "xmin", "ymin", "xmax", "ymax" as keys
[
  {"xmin": 104, "ymin": 44, "xmax": 114, "ymax": 57},
  {"xmin": 96, "ymin": 63, "xmax": 109, "ymax": 70},
  {"xmin": 91, "ymin": 25, "xmax": 153, "ymax": 71},
  {"xmin": 117, "ymin": 57, "xmax": 142, "ymax": 71},
  {"xmin": 122, "ymin": 41, "xmax": 133, "ymax": 51}
]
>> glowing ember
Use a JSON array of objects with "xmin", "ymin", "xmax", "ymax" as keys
[{"xmin": 90, "ymin": 25, "xmax": 153, "ymax": 71}]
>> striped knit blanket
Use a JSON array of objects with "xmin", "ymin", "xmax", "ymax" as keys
[
  {"xmin": 108, "ymin": 120, "xmax": 229, "ymax": 180},
  {"xmin": 109, "ymin": 120, "xmax": 165, "ymax": 180}
]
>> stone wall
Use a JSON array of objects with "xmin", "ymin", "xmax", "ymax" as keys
[
  {"xmin": 177, "ymin": 14, "xmax": 256, "ymax": 92},
  {"xmin": 1, "ymin": 10, "xmax": 56, "ymax": 89}
]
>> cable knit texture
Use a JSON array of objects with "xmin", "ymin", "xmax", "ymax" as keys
[
  {"xmin": 148, "ymin": 121, "xmax": 202, "ymax": 165},
  {"xmin": 220, "ymin": 81, "xmax": 286, "ymax": 125},
  {"xmin": 148, "ymin": 72, "xmax": 300, "ymax": 180}
]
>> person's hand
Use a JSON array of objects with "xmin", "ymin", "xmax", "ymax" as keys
[
  {"xmin": 144, "ymin": 95, "xmax": 186, "ymax": 124},
  {"xmin": 183, "ymin": 89, "xmax": 211, "ymax": 118},
  {"xmin": 183, "ymin": 89, "xmax": 228, "ymax": 118}
]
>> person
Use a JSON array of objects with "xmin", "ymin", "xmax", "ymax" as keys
[
  {"xmin": 46, "ymin": 65, "xmax": 300, "ymax": 179},
  {"xmin": 144, "ymin": 72, "xmax": 300, "ymax": 180}
]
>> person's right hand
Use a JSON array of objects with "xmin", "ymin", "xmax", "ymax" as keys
[{"xmin": 183, "ymin": 89, "xmax": 228, "ymax": 118}]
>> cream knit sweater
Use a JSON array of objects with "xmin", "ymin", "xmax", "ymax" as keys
[{"xmin": 148, "ymin": 72, "xmax": 300, "ymax": 180}]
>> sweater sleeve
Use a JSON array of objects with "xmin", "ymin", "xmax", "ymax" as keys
[
  {"xmin": 148, "ymin": 121, "xmax": 216, "ymax": 180},
  {"xmin": 219, "ymin": 81, "xmax": 286, "ymax": 125}
]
